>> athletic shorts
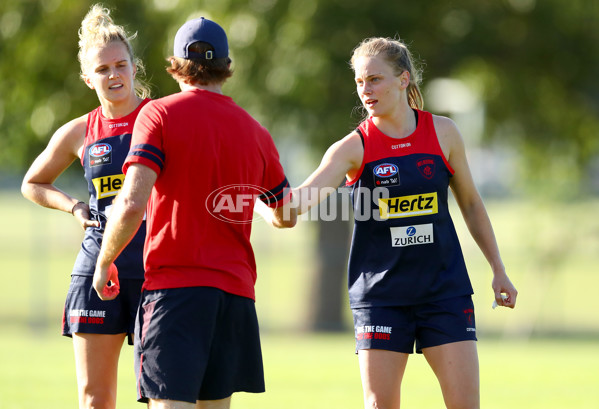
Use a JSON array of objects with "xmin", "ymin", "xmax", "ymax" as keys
[
  {"xmin": 134, "ymin": 286, "xmax": 265, "ymax": 403},
  {"xmin": 352, "ymin": 295, "xmax": 477, "ymax": 354},
  {"xmin": 62, "ymin": 275, "xmax": 143, "ymax": 345}
]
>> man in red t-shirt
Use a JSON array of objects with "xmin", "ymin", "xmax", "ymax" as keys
[{"xmin": 92, "ymin": 17, "xmax": 296, "ymax": 409}]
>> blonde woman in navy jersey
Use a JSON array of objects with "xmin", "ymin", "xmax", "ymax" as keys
[
  {"xmin": 21, "ymin": 5, "xmax": 150, "ymax": 409},
  {"xmin": 295, "ymin": 37, "xmax": 518, "ymax": 409}
]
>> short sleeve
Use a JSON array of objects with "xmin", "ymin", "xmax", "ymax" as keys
[
  {"xmin": 259, "ymin": 176, "xmax": 291, "ymax": 208},
  {"xmin": 123, "ymin": 101, "xmax": 166, "ymax": 175}
]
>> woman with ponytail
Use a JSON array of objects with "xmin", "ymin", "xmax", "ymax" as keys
[
  {"xmin": 22, "ymin": 5, "xmax": 150, "ymax": 408},
  {"xmin": 294, "ymin": 37, "xmax": 517, "ymax": 408}
]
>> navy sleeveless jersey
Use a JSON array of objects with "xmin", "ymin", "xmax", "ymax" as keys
[
  {"xmin": 71, "ymin": 100, "xmax": 149, "ymax": 279},
  {"xmin": 346, "ymin": 110, "xmax": 473, "ymax": 308}
]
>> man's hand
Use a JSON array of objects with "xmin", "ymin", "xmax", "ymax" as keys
[{"xmin": 93, "ymin": 263, "xmax": 120, "ymax": 300}]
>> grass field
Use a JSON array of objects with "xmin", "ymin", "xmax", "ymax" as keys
[
  {"xmin": 0, "ymin": 328, "xmax": 598, "ymax": 409},
  {"xmin": 1, "ymin": 190, "xmax": 599, "ymax": 408}
]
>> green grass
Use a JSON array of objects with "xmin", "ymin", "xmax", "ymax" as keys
[
  {"xmin": 0, "ymin": 328, "xmax": 598, "ymax": 408},
  {"xmin": 2, "ymin": 190, "xmax": 599, "ymax": 408}
]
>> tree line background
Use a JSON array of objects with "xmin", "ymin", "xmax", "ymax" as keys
[{"xmin": 1, "ymin": 0, "xmax": 598, "ymax": 331}]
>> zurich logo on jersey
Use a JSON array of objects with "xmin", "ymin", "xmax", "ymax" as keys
[
  {"xmin": 374, "ymin": 163, "xmax": 399, "ymax": 178},
  {"xmin": 390, "ymin": 223, "xmax": 434, "ymax": 247},
  {"xmin": 90, "ymin": 143, "xmax": 112, "ymax": 157}
]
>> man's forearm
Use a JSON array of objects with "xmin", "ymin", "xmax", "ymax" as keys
[{"xmin": 96, "ymin": 198, "xmax": 145, "ymax": 269}]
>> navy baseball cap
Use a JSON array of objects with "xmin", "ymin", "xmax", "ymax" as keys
[{"xmin": 173, "ymin": 17, "xmax": 228, "ymax": 60}]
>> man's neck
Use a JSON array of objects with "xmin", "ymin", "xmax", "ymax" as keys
[{"xmin": 179, "ymin": 81, "xmax": 223, "ymax": 94}]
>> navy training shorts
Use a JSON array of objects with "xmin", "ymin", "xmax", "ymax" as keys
[
  {"xmin": 62, "ymin": 275, "xmax": 143, "ymax": 345},
  {"xmin": 134, "ymin": 286, "xmax": 265, "ymax": 403},
  {"xmin": 352, "ymin": 295, "xmax": 477, "ymax": 354}
]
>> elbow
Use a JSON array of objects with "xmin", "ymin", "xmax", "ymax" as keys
[
  {"xmin": 20, "ymin": 183, "xmax": 29, "ymax": 199},
  {"xmin": 20, "ymin": 180, "xmax": 34, "ymax": 201}
]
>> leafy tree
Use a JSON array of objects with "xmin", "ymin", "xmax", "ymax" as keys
[{"xmin": 4, "ymin": 0, "xmax": 597, "ymax": 184}]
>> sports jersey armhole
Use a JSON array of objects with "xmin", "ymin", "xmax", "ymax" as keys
[
  {"xmin": 346, "ymin": 128, "xmax": 366, "ymax": 186},
  {"xmin": 426, "ymin": 112, "xmax": 455, "ymax": 175},
  {"xmin": 443, "ymin": 153, "xmax": 455, "ymax": 175},
  {"xmin": 80, "ymin": 112, "xmax": 93, "ymax": 166}
]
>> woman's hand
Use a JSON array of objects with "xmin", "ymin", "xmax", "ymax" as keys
[
  {"xmin": 492, "ymin": 271, "xmax": 518, "ymax": 309},
  {"xmin": 72, "ymin": 201, "xmax": 100, "ymax": 230}
]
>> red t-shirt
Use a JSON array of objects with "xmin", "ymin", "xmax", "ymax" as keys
[{"xmin": 124, "ymin": 88, "xmax": 290, "ymax": 300}]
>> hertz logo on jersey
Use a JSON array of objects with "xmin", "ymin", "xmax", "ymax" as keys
[
  {"xmin": 92, "ymin": 174, "xmax": 125, "ymax": 199},
  {"xmin": 378, "ymin": 192, "xmax": 438, "ymax": 219}
]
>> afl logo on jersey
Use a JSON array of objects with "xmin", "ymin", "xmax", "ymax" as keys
[
  {"xmin": 89, "ymin": 143, "xmax": 112, "ymax": 167},
  {"xmin": 374, "ymin": 163, "xmax": 398, "ymax": 177},
  {"xmin": 373, "ymin": 163, "xmax": 400, "ymax": 187}
]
